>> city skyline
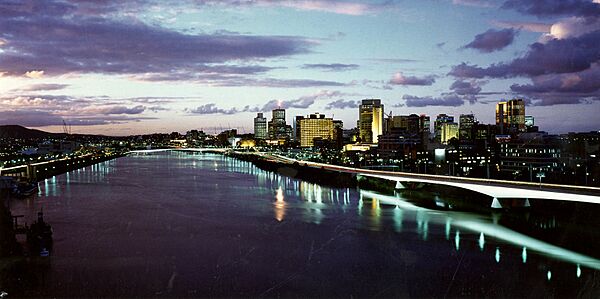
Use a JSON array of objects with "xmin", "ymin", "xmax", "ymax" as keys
[{"xmin": 1, "ymin": 0, "xmax": 600, "ymax": 135}]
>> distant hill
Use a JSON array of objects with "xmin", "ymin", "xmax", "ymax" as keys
[{"xmin": 0, "ymin": 125, "xmax": 62, "ymax": 139}]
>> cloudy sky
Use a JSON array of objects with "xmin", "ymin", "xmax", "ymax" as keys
[{"xmin": 1, "ymin": 0, "xmax": 599, "ymax": 135}]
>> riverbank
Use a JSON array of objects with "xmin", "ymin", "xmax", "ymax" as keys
[
  {"xmin": 1, "ymin": 152, "xmax": 125, "ymax": 182},
  {"xmin": 226, "ymin": 152, "xmax": 357, "ymax": 188}
]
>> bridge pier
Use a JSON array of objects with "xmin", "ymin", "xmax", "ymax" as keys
[
  {"xmin": 491, "ymin": 197, "xmax": 532, "ymax": 209},
  {"xmin": 491, "ymin": 197, "xmax": 503, "ymax": 209},
  {"xmin": 395, "ymin": 181, "xmax": 405, "ymax": 190}
]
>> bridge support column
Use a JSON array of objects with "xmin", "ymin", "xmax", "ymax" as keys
[
  {"xmin": 395, "ymin": 181, "xmax": 406, "ymax": 190},
  {"xmin": 491, "ymin": 197, "xmax": 503, "ymax": 209}
]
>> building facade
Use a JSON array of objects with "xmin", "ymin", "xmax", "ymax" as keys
[
  {"xmin": 298, "ymin": 113, "xmax": 334, "ymax": 147},
  {"xmin": 253, "ymin": 113, "xmax": 267, "ymax": 139},
  {"xmin": 441, "ymin": 122, "xmax": 459, "ymax": 144},
  {"xmin": 359, "ymin": 99, "xmax": 384, "ymax": 144},
  {"xmin": 268, "ymin": 108, "xmax": 293, "ymax": 141},
  {"xmin": 496, "ymin": 98, "xmax": 526, "ymax": 133},
  {"xmin": 434, "ymin": 114, "xmax": 454, "ymax": 143}
]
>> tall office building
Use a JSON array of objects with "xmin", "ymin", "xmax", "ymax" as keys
[
  {"xmin": 359, "ymin": 99, "xmax": 384, "ymax": 144},
  {"xmin": 434, "ymin": 114, "xmax": 454, "ymax": 143},
  {"xmin": 419, "ymin": 114, "xmax": 431, "ymax": 145},
  {"xmin": 253, "ymin": 113, "xmax": 267, "ymax": 139},
  {"xmin": 496, "ymin": 99, "xmax": 525, "ymax": 133},
  {"xmin": 441, "ymin": 122, "xmax": 459, "ymax": 144},
  {"xmin": 298, "ymin": 113, "xmax": 334, "ymax": 147},
  {"xmin": 459, "ymin": 114, "xmax": 476, "ymax": 141},
  {"xmin": 268, "ymin": 108, "xmax": 292, "ymax": 140}
]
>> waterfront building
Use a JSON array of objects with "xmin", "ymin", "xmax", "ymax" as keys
[
  {"xmin": 434, "ymin": 114, "xmax": 454, "ymax": 143},
  {"xmin": 499, "ymin": 133, "xmax": 562, "ymax": 180},
  {"xmin": 253, "ymin": 113, "xmax": 267, "ymax": 139},
  {"xmin": 496, "ymin": 99, "xmax": 526, "ymax": 134},
  {"xmin": 359, "ymin": 99, "xmax": 384, "ymax": 144},
  {"xmin": 298, "ymin": 113, "xmax": 334, "ymax": 147}
]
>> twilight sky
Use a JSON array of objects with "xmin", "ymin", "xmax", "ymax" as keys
[{"xmin": 1, "ymin": 0, "xmax": 599, "ymax": 135}]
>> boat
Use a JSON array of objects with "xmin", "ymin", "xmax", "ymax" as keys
[
  {"xmin": 11, "ymin": 181, "xmax": 39, "ymax": 198},
  {"xmin": 26, "ymin": 210, "xmax": 53, "ymax": 256}
]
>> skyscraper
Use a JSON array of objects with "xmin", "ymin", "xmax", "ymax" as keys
[
  {"xmin": 253, "ymin": 112, "xmax": 267, "ymax": 139},
  {"xmin": 434, "ymin": 114, "xmax": 454, "ymax": 143},
  {"xmin": 268, "ymin": 108, "xmax": 292, "ymax": 140},
  {"xmin": 298, "ymin": 113, "xmax": 334, "ymax": 147},
  {"xmin": 359, "ymin": 99, "xmax": 384, "ymax": 144},
  {"xmin": 496, "ymin": 99, "xmax": 525, "ymax": 133},
  {"xmin": 441, "ymin": 122, "xmax": 459, "ymax": 144},
  {"xmin": 459, "ymin": 114, "xmax": 476, "ymax": 141}
]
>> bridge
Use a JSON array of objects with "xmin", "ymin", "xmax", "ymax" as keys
[
  {"xmin": 267, "ymin": 154, "xmax": 600, "ymax": 207},
  {"xmin": 127, "ymin": 148, "xmax": 228, "ymax": 154}
]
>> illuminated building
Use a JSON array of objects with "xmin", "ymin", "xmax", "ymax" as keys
[
  {"xmin": 459, "ymin": 114, "xmax": 476, "ymax": 141},
  {"xmin": 298, "ymin": 113, "xmax": 334, "ymax": 147},
  {"xmin": 434, "ymin": 114, "xmax": 454, "ymax": 143},
  {"xmin": 359, "ymin": 99, "xmax": 383, "ymax": 143},
  {"xmin": 496, "ymin": 99, "xmax": 526, "ymax": 133},
  {"xmin": 253, "ymin": 113, "xmax": 267, "ymax": 139},
  {"xmin": 441, "ymin": 122, "xmax": 459, "ymax": 144},
  {"xmin": 268, "ymin": 108, "xmax": 293, "ymax": 141}
]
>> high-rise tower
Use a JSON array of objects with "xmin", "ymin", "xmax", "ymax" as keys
[
  {"xmin": 359, "ymin": 99, "xmax": 383, "ymax": 143},
  {"xmin": 496, "ymin": 99, "xmax": 525, "ymax": 133}
]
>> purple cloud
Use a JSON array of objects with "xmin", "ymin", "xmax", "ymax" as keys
[
  {"xmin": 388, "ymin": 72, "xmax": 436, "ymax": 86},
  {"xmin": 185, "ymin": 104, "xmax": 240, "ymax": 115},
  {"xmin": 14, "ymin": 83, "xmax": 69, "ymax": 92},
  {"xmin": 491, "ymin": 20, "xmax": 551, "ymax": 33},
  {"xmin": 94, "ymin": 105, "xmax": 146, "ymax": 115},
  {"xmin": 463, "ymin": 28, "xmax": 517, "ymax": 53},
  {"xmin": 402, "ymin": 94, "xmax": 465, "ymax": 107},
  {"xmin": 302, "ymin": 63, "xmax": 359, "ymax": 72},
  {"xmin": 510, "ymin": 63, "xmax": 600, "ymax": 105},
  {"xmin": 502, "ymin": 0, "xmax": 600, "ymax": 17},
  {"xmin": 449, "ymin": 29, "xmax": 600, "ymax": 78},
  {"xmin": 0, "ymin": 109, "xmax": 153, "ymax": 127},
  {"xmin": 325, "ymin": 99, "xmax": 359, "ymax": 109},
  {"xmin": 0, "ymin": 1, "xmax": 313, "ymax": 78}
]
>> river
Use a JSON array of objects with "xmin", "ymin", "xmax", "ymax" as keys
[{"xmin": 2, "ymin": 151, "xmax": 600, "ymax": 297}]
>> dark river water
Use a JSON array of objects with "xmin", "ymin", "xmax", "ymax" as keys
[{"xmin": 3, "ymin": 151, "xmax": 600, "ymax": 297}]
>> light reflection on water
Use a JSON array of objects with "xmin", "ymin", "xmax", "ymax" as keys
[{"xmin": 5, "ymin": 151, "xmax": 600, "ymax": 297}]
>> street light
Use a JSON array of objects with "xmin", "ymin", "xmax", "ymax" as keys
[{"xmin": 536, "ymin": 172, "xmax": 545, "ymax": 189}]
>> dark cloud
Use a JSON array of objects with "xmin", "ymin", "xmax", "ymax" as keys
[
  {"xmin": 452, "ymin": 0, "xmax": 498, "ymax": 8},
  {"xmin": 325, "ymin": 99, "xmax": 359, "ymax": 109},
  {"xmin": 0, "ymin": 1, "xmax": 313, "ymax": 78},
  {"xmin": 368, "ymin": 58, "xmax": 419, "ymax": 63},
  {"xmin": 449, "ymin": 30, "xmax": 600, "ymax": 78},
  {"xmin": 388, "ymin": 72, "xmax": 436, "ymax": 86},
  {"xmin": 510, "ymin": 63, "xmax": 600, "ymax": 105},
  {"xmin": 261, "ymin": 90, "xmax": 345, "ymax": 111},
  {"xmin": 216, "ymin": 78, "xmax": 348, "ymax": 88},
  {"xmin": 463, "ymin": 28, "xmax": 517, "ymax": 53},
  {"xmin": 402, "ymin": 94, "xmax": 465, "ymax": 107},
  {"xmin": 0, "ymin": 109, "xmax": 153, "ymax": 127},
  {"xmin": 301, "ymin": 63, "xmax": 359, "ymax": 72},
  {"xmin": 185, "ymin": 104, "xmax": 240, "ymax": 115},
  {"xmin": 502, "ymin": 0, "xmax": 600, "ymax": 17},
  {"xmin": 94, "ymin": 105, "xmax": 146, "ymax": 115},
  {"xmin": 14, "ymin": 83, "xmax": 69, "ymax": 92}
]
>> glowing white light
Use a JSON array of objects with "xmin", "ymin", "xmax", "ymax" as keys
[
  {"xmin": 547, "ymin": 270, "xmax": 552, "ymax": 281},
  {"xmin": 495, "ymin": 247, "xmax": 501, "ymax": 263},
  {"xmin": 522, "ymin": 247, "xmax": 527, "ymax": 264},
  {"xmin": 455, "ymin": 231, "xmax": 460, "ymax": 251},
  {"xmin": 478, "ymin": 233, "xmax": 485, "ymax": 251}
]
